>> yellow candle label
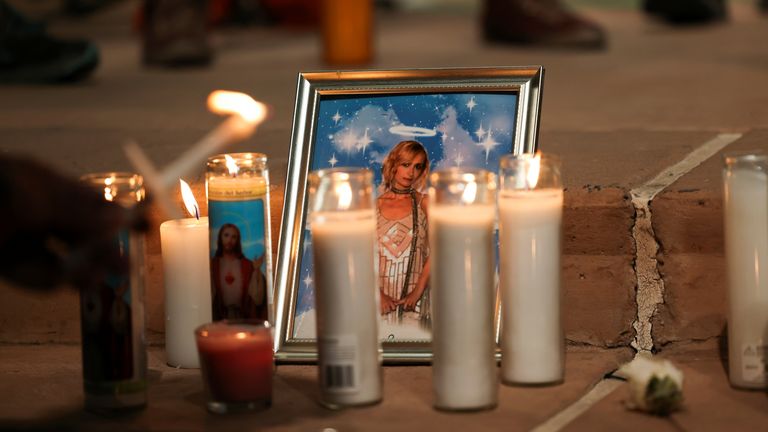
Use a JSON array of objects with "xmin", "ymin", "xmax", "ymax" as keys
[{"xmin": 208, "ymin": 179, "xmax": 267, "ymax": 201}]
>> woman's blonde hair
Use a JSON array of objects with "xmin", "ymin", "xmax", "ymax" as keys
[{"xmin": 381, "ymin": 140, "xmax": 429, "ymax": 191}]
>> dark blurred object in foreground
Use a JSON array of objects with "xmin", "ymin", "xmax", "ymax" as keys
[{"xmin": 0, "ymin": 156, "xmax": 147, "ymax": 290}]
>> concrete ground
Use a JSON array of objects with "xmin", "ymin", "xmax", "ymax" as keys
[{"xmin": 1, "ymin": 0, "xmax": 768, "ymax": 430}]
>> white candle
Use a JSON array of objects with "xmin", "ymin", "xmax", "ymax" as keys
[
  {"xmin": 124, "ymin": 92, "xmax": 267, "ymax": 221},
  {"xmin": 311, "ymin": 209, "xmax": 382, "ymax": 407},
  {"xmin": 160, "ymin": 217, "xmax": 213, "ymax": 368},
  {"xmin": 498, "ymin": 188, "xmax": 564, "ymax": 384},
  {"xmin": 430, "ymin": 203, "xmax": 497, "ymax": 410},
  {"xmin": 724, "ymin": 160, "xmax": 768, "ymax": 389}
]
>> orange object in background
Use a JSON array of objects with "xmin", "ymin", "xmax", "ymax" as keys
[{"xmin": 321, "ymin": 0, "xmax": 373, "ymax": 66}]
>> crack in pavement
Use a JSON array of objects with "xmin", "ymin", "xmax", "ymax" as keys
[{"xmin": 630, "ymin": 133, "xmax": 742, "ymax": 352}]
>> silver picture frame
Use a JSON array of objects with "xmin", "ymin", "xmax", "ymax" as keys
[{"xmin": 274, "ymin": 66, "xmax": 544, "ymax": 363}]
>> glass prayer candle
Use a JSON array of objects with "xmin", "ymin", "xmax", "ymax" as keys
[
  {"xmin": 498, "ymin": 153, "xmax": 564, "ymax": 385},
  {"xmin": 428, "ymin": 168, "xmax": 498, "ymax": 411},
  {"xmin": 308, "ymin": 167, "xmax": 382, "ymax": 408},
  {"xmin": 79, "ymin": 172, "xmax": 147, "ymax": 414},
  {"xmin": 723, "ymin": 153, "xmax": 768, "ymax": 389},
  {"xmin": 196, "ymin": 320, "xmax": 273, "ymax": 413},
  {"xmin": 206, "ymin": 153, "xmax": 273, "ymax": 323},
  {"xmin": 321, "ymin": 0, "xmax": 373, "ymax": 65}
]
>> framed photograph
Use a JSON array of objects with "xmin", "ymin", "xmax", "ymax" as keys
[{"xmin": 274, "ymin": 66, "xmax": 544, "ymax": 363}]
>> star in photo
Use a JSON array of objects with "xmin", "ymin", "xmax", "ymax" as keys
[
  {"xmin": 479, "ymin": 129, "xmax": 500, "ymax": 162},
  {"xmin": 337, "ymin": 129, "xmax": 359, "ymax": 152},
  {"xmin": 303, "ymin": 274, "xmax": 313, "ymax": 288},
  {"xmin": 332, "ymin": 111, "xmax": 342, "ymax": 125},
  {"xmin": 357, "ymin": 128, "xmax": 373, "ymax": 154},
  {"xmin": 328, "ymin": 153, "xmax": 338, "ymax": 167},
  {"xmin": 475, "ymin": 123, "xmax": 487, "ymax": 140},
  {"xmin": 454, "ymin": 153, "xmax": 465, "ymax": 167},
  {"xmin": 466, "ymin": 96, "xmax": 477, "ymax": 112}
]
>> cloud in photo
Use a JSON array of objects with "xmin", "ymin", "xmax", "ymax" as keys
[
  {"xmin": 331, "ymin": 105, "xmax": 404, "ymax": 162},
  {"xmin": 434, "ymin": 105, "xmax": 482, "ymax": 169}
]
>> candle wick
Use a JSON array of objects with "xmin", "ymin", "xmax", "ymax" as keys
[{"xmin": 194, "ymin": 205, "xmax": 200, "ymax": 220}]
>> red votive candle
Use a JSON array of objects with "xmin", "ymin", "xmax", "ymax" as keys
[{"xmin": 195, "ymin": 320, "xmax": 273, "ymax": 414}]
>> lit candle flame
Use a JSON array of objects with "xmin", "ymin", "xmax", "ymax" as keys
[
  {"xmin": 179, "ymin": 179, "xmax": 200, "ymax": 220},
  {"xmin": 207, "ymin": 90, "xmax": 267, "ymax": 124},
  {"xmin": 461, "ymin": 179, "xmax": 478, "ymax": 204},
  {"xmin": 235, "ymin": 332, "xmax": 248, "ymax": 340},
  {"xmin": 337, "ymin": 182, "xmax": 353, "ymax": 210},
  {"xmin": 527, "ymin": 153, "xmax": 541, "ymax": 189},
  {"xmin": 224, "ymin": 154, "xmax": 239, "ymax": 175}
]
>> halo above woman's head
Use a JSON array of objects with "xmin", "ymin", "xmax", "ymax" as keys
[
  {"xmin": 381, "ymin": 140, "xmax": 430, "ymax": 192},
  {"xmin": 388, "ymin": 125, "xmax": 437, "ymax": 137}
]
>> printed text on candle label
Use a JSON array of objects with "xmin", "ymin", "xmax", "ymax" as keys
[
  {"xmin": 742, "ymin": 342, "xmax": 767, "ymax": 383},
  {"xmin": 320, "ymin": 335, "xmax": 359, "ymax": 393}
]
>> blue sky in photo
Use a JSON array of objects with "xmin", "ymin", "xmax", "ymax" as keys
[{"xmin": 311, "ymin": 92, "xmax": 518, "ymax": 184}]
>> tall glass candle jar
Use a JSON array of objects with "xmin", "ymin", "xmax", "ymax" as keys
[
  {"xmin": 498, "ymin": 153, "xmax": 564, "ymax": 385},
  {"xmin": 429, "ymin": 168, "xmax": 498, "ymax": 411},
  {"xmin": 308, "ymin": 168, "xmax": 382, "ymax": 408},
  {"xmin": 79, "ymin": 172, "xmax": 147, "ymax": 414},
  {"xmin": 206, "ymin": 153, "xmax": 272, "ymax": 323},
  {"xmin": 723, "ymin": 153, "xmax": 768, "ymax": 389},
  {"xmin": 321, "ymin": 0, "xmax": 373, "ymax": 65}
]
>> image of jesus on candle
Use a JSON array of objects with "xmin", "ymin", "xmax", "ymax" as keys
[
  {"xmin": 377, "ymin": 140, "xmax": 432, "ymax": 332},
  {"xmin": 210, "ymin": 223, "xmax": 268, "ymax": 321}
]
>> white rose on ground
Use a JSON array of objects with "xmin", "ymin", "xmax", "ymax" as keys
[{"xmin": 618, "ymin": 355, "xmax": 684, "ymax": 416}]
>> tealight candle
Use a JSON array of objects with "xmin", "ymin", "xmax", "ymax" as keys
[
  {"xmin": 498, "ymin": 153, "xmax": 564, "ymax": 385},
  {"xmin": 308, "ymin": 168, "xmax": 382, "ymax": 408},
  {"xmin": 160, "ymin": 180, "xmax": 212, "ymax": 368},
  {"xmin": 429, "ymin": 168, "xmax": 498, "ymax": 411},
  {"xmin": 195, "ymin": 320, "xmax": 273, "ymax": 413},
  {"xmin": 723, "ymin": 153, "xmax": 768, "ymax": 389}
]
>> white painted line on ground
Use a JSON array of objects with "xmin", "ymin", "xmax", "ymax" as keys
[
  {"xmin": 633, "ymin": 133, "xmax": 743, "ymax": 202},
  {"xmin": 530, "ymin": 379, "xmax": 624, "ymax": 432}
]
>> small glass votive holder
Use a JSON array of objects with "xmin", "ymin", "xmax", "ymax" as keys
[{"xmin": 195, "ymin": 320, "xmax": 273, "ymax": 414}]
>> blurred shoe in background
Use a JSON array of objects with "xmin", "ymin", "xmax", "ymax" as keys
[
  {"xmin": 643, "ymin": 0, "xmax": 727, "ymax": 24},
  {"xmin": 0, "ymin": 1, "xmax": 99, "ymax": 83},
  {"xmin": 482, "ymin": 0, "xmax": 606, "ymax": 50},
  {"xmin": 142, "ymin": 0, "xmax": 212, "ymax": 67}
]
